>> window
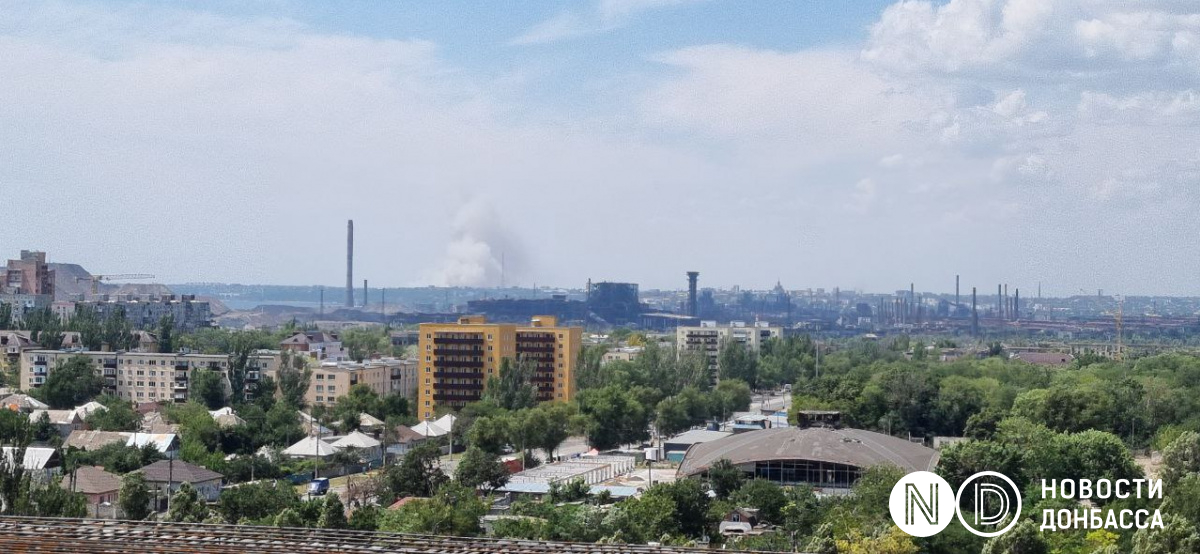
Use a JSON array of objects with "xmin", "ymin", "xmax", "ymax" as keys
[
  {"xmin": 327, "ymin": 386, "xmax": 335, "ymax": 392},
  {"xmin": 316, "ymin": 396, "xmax": 323, "ymax": 402},
  {"xmin": 316, "ymin": 385, "xmax": 324, "ymax": 392}
]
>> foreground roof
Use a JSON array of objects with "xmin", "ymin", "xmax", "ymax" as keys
[
  {"xmin": 139, "ymin": 460, "xmax": 222, "ymax": 483},
  {"xmin": 62, "ymin": 466, "xmax": 121, "ymax": 495},
  {"xmin": 0, "ymin": 517, "xmax": 759, "ymax": 554},
  {"xmin": 677, "ymin": 426, "xmax": 939, "ymax": 477}
]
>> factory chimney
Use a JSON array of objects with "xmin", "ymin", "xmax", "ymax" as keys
[
  {"xmin": 1014, "ymin": 289, "xmax": 1020, "ymax": 320},
  {"xmin": 363, "ymin": 279, "xmax": 368, "ymax": 308},
  {"xmin": 686, "ymin": 272, "xmax": 699, "ymax": 317},
  {"xmin": 955, "ymin": 275, "xmax": 960, "ymax": 313},
  {"xmin": 971, "ymin": 287, "xmax": 979, "ymax": 336},
  {"xmin": 346, "ymin": 220, "xmax": 354, "ymax": 308}
]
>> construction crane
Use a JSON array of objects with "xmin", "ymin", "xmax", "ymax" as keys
[{"xmin": 75, "ymin": 274, "xmax": 155, "ymax": 296}]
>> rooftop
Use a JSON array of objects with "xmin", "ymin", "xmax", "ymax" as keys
[{"xmin": 677, "ymin": 426, "xmax": 939, "ymax": 477}]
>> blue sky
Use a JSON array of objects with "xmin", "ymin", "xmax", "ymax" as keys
[{"xmin": 2, "ymin": 0, "xmax": 1200, "ymax": 295}]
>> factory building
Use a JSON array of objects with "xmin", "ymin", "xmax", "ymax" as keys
[{"xmin": 416, "ymin": 315, "xmax": 581, "ymax": 420}]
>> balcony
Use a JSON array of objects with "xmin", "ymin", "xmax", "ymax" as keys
[
  {"xmin": 102, "ymin": 360, "xmax": 118, "ymax": 369},
  {"xmin": 246, "ymin": 371, "xmax": 261, "ymax": 381},
  {"xmin": 173, "ymin": 382, "xmax": 188, "ymax": 391},
  {"xmin": 174, "ymin": 363, "xmax": 189, "ymax": 370},
  {"xmin": 173, "ymin": 392, "xmax": 187, "ymax": 402},
  {"xmin": 432, "ymin": 336, "xmax": 485, "ymax": 345},
  {"xmin": 32, "ymin": 368, "xmax": 47, "ymax": 376},
  {"xmin": 174, "ymin": 371, "xmax": 188, "ymax": 380},
  {"xmin": 518, "ymin": 346, "xmax": 555, "ymax": 354},
  {"xmin": 433, "ymin": 391, "xmax": 484, "ymax": 402},
  {"xmin": 433, "ymin": 348, "xmax": 482, "ymax": 356},
  {"xmin": 436, "ymin": 382, "xmax": 484, "ymax": 391},
  {"xmin": 434, "ymin": 358, "xmax": 484, "ymax": 368},
  {"xmin": 433, "ymin": 370, "xmax": 484, "ymax": 379},
  {"xmin": 102, "ymin": 368, "xmax": 116, "ymax": 377}
]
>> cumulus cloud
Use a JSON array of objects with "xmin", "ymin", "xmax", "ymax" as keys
[{"xmin": 511, "ymin": 0, "xmax": 704, "ymax": 45}]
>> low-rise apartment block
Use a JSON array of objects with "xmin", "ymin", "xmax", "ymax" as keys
[
  {"xmin": 417, "ymin": 315, "xmax": 582, "ymax": 420},
  {"xmin": 292, "ymin": 357, "xmax": 418, "ymax": 407},
  {"xmin": 20, "ymin": 350, "xmax": 280, "ymax": 403}
]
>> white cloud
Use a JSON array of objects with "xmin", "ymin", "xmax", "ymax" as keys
[{"xmin": 510, "ymin": 0, "xmax": 704, "ymax": 45}]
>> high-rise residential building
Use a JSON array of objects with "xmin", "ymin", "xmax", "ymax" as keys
[
  {"xmin": 676, "ymin": 321, "xmax": 783, "ymax": 381},
  {"xmin": 416, "ymin": 315, "xmax": 581, "ymax": 420},
  {"xmin": 19, "ymin": 350, "xmax": 279, "ymax": 403},
  {"xmin": 1, "ymin": 251, "xmax": 56, "ymax": 322},
  {"xmin": 67, "ymin": 296, "xmax": 213, "ymax": 332}
]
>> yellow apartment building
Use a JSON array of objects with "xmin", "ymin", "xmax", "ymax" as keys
[{"xmin": 416, "ymin": 315, "xmax": 581, "ymax": 420}]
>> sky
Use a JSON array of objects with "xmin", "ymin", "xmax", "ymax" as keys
[{"xmin": 2, "ymin": 0, "xmax": 1199, "ymax": 296}]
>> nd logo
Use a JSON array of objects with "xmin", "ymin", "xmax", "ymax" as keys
[{"xmin": 888, "ymin": 471, "xmax": 1022, "ymax": 538}]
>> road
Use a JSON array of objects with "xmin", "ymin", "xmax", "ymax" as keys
[{"xmin": 750, "ymin": 389, "xmax": 792, "ymax": 414}]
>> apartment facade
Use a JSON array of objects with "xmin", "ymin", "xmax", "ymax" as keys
[
  {"xmin": 295, "ymin": 357, "xmax": 418, "ymax": 407},
  {"xmin": 66, "ymin": 296, "xmax": 213, "ymax": 332},
  {"xmin": 20, "ymin": 350, "xmax": 280, "ymax": 403},
  {"xmin": 676, "ymin": 321, "xmax": 783, "ymax": 380},
  {"xmin": 416, "ymin": 315, "xmax": 581, "ymax": 420}
]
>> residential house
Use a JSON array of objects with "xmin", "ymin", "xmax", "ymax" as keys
[
  {"xmin": 330, "ymin": 431, "xmax": 383, "ymax": 465},
  {"xmin": 2, "ymin": 446, "xmax": 61, "ymax": 483},
  {"xmin": 28, "ymin": 409, "xmax": 83, "ymax": 437},
  {"xmin": 138, "ymin": 460, "xmax": 223, "ymax": 503},
  {"xmin": 62, "ymin": 466, "xmax": 122, "ymax": 517}
]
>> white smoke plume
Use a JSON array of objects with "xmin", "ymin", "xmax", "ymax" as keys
[{"xmin": 427, "ymin": 197, "xmax": 527, "ymax": 287}]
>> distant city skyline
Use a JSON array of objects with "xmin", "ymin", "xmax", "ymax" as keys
[{"xmin": 4, "ymin": 1, "xmax": 1199, "ymax": 295}]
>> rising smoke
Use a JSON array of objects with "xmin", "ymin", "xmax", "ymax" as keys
[{"xmin": 427, "ymin": 197, "xmax": 527, "ymax": 287}]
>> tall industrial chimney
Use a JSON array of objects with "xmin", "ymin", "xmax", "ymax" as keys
[
  {"xmin": 686, "ymin": 272, "xmax": 699, "ymax": 317},
  {"xmin": 971, "ymin": 287, "xmax": 979, "ymax": 336},
  {"xmin": 346, "ymin": 220, "xmax": 354, "ymax": 308},
  {"xmin": 363, "ymin": 279, "xmax": 368, "ymax": 308},
  {"xmin": 955, "ymin": 275, "xmax": 960, "ymax": 313},
  {"xmin": 1014, "ymin": 289, "xmax": 1020, "ymax": 320}
]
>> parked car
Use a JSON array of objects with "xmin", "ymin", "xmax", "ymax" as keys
[{"xmin": 308, "ymin": 477, "xmax": 330, "ymax": 496}]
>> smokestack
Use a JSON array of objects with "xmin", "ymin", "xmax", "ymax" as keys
[
  {"xmin": 319, "ymin": 286, "xmax": 324, "ymax": 317},
  {"xmin": 686, "ymin": 272, "xmax": 699, "ymax": 317},
  {"xmin": 1004, "ymin": 284, "xmax": 1009, "ymax": 320},
  {"xmin": 998, "ymin": 284, "xmax": 1003, "ymax": 319},
  {"xmin": 955, "ymin": 275, "xmax": 960, "ymax": 313},
  {"xmin": 972, "ymin": 287, "xmax": 979, "ymax": 336},
  {"xmin": 363, "ymin": 279, "xmax": 368, "ymax": 308},
  {"xmin": 346, "ymin": 220, "xmax": 354, "ymax": 308},
  {"xmin": 1015, "ymin": 289, "xmax": 1020, "ymax": 320}
]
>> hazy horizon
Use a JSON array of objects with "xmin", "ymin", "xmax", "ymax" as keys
[{"xmin": 5, "ymin": 0, "xmax": 1199, "ymax": 296}]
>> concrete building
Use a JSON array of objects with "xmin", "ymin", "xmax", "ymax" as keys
[
  {"xmin": 279, "ymin": 331, "xmax": 347, "ymax": 361},
  {"xmin": 601, "ymin": 346, "xmax": 643, "ymax": 365},
  {"xmin": 20, "ymin": 350, "xmax": 280, "ymax": 403},
  {"xmin": 286, "ymin": 357, "xmax": 418, "ymax": 408},
  {"xmin": 63, "ymin": 466, "xmax": 122, "ymax": 516},
  {"xmin": 138, "ymin": 460, "xmax": 223, "ymax": 503},
  {"xmin": 417, "ymin": 315, "xmax": 582, "ymax": 420},
  {"xmin": 2, "ymin": 251, "xmax": 55, "ymax": 297},
  {"xmin": 68, "ymin": 296, "xmax": 213, "ymax": 332},
  {"xmin": 676, "ymin": 321, "xmax": 783, "ymax": 380}
]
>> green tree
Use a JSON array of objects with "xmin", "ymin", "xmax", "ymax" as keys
[
  {"xmin": 481, "ymin": 357, "xmax": 538, "ymax": 411},
  {"xmin": 348, "ymin": 504, "xmax": 380, "ymax": 531},
  {"xmin": 655, "ymin": 395, "xmax": 691, "ymax": 438},
  {"xmin": 166, "ymin": 482, "xmax": 210, "ymax": 522},
  {"xmin": 707, "ymin": 458, "xmax": 744, "ymax": 500},
  {"xmin": 189, "ymin": 368, "xmax": 226, "ymax": 410},
  {"xmin": 377, "ymin": 481, "xmax": 486, "ymax": 536},
  {"xmin": 718, "ymin": 342, "xmax": 758, "ymax": 388},
  {"xmin": 380, "ymin": 441, "xmax": 447, "ymax": 501},
  {"xmin": 1163, "ymin": 431, "xmax": 1200, "ymax": 489},
  {"xmin": 980, "ymin": 521, "xmax": 1048, "ymax": 554},
  {"xmin": 157, "ymin": 314, "xmax": 175, "ymax": 354},
  {"xmin": 454, "ymin": 446, "xmax": 510, "ymax": 493},
  {"xmin": 712, "ymin": 379, "xmax": 752, "ymax": 418},
  {"xmin": 731, "ymin": 479, "xmax": 788, "ymax": 524},
  {"xmin": 276, "ymin": 350, "xmax": 313, "ymax": 409},
  {"xmin": 576, "ymin": 385, "xmax": 650, "ymax": 451},
  {"xmin": 341, "ymin": 327, "xmax": 390, "ymax": 363},
  {"xmin": 274, "ymin": 508, "xmax": 304, "ymax": 527},
  {"xmin": 84, "ymin": 395, "xmax": 141, "ymax": 431},
  {"xmin": 1131, "ymin": 513, "xmax": 1200, "ymax": 554},
  {"xmin": 119, "ymin": 473, "xmax": 152, "ymax": 520},
  {"xmin": 318, "ymin": 493, "xmax": 348, "ymax": 529},
  {"xmin": 33, "ymin": 355, "xmax": 103, "ymax": 409},
  {"xmin": 217, "ymin": 480, "xmax": 299, "ymax": 524}
]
